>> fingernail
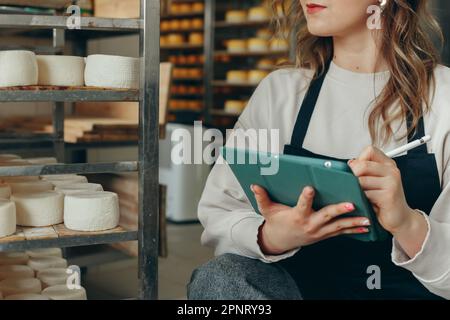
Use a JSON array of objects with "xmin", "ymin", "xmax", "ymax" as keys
[
  {"xmin": 304, "ymin": 186, "xmax": 314, "ymax": 194},
  {"xmin": 359, "ymin": 228, "xmax": 369, "ymax": 233},
  {"xmin": 250, "ymin": 185, "xmax": 256, "ymax": 193},
  {"xmin": 362, "ymin": 219, "xmax": 371, "ymax": 226},
  {"xmin": 345, "ymin": 203, "xmax": 355, "ymax": 211},
  {"xmin": 347, "ymin": 159, "xmax": 355, "ymax": 165}
]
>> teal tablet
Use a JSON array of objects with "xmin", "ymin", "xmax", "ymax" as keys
[{"xmin": 221, "ymin": 147, "xmax": 389, "ymax": 242}]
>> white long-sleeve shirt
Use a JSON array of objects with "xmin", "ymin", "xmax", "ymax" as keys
[{"xmin": 198, "ymin": 61, "xmax": 450, "ymax": 299}]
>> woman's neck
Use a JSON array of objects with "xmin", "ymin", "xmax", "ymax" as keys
[{"xmin": 332, "ymin": 28, "xmax": 388, "ymax": 74}]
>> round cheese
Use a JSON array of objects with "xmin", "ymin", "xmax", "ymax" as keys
[
  {"xmin": 64, "ymin": 192, "xmax": 120, "ymax": 232},
  {"xmin": 37, "ymin": 55, "xmax": 85, "ymax": 87},
  {"xmin": 85, "ymin": 54, "xmax": 139, "ymax": 89},
  {"xmin": 37, "ymin": 268, "xmax": 69, "ymax": 289},
  {"xmin": 248, "ymin": 70, "xmax": 269, "ymax": 84},
  {"xmin": 248, "ymin": 7, "xmax": 271, "ymax": 21},
  {"xmin": 25, "ymin": 248, "xmax": 62, "ymax": 259},
  {"xmin": 225, "ymin": 10, "xmax": 248, "ymax": 23},
  {"xmin": 28, "ymin": 256, "xmax": 67, "ymax": 273},
  {"xmin": 0, "ymin": 278, "xmax": 41, "ymax": 296},
  {"xmin": 55, "ymin": 183, "xmax": 103, "ymax": 195},
  {"xmin": 9, "ymin": 180, "xmax": 54, "ymax": 194},
  {"xmin": 0, "ymin": 154, "xmax": 21, "ymax": 161},
  {"xmin": 0, "ymin": 200, "xmax": 16, "ymax": 238},
  {"xmin": 42, "ymin": 175, "xmax": 88, "ymax": 188},
  {"xmin": 226, "ymin": 70, "xmax": 248, "ymax": 84},
  {"xmin": 224, "ymin": 100, "xmax": 246, "ymax": 114},
  {"xmin": 227, "ymin": 39, "xmax": 247, "ymax": 53},
  {"xmin": 248, "ymin": 38, "xmax": 269, "ymax": 52},
  {"xmin": 0, "ymin": 50, "xmax": 38, "ymax": 87},
  {"xmin": 0, "ymin": 159, "xmax": 30, "ymax": 166},
  {"xmin": 25, "ymin": 157, "xmax": 58, "ymax": 165},
  {"xmin": 0, "ymin": 183, "xmax": 11, "ymax": 199},
  {"xmin": 42, "ymin": 284, "xmax": 87, "ymax": 300},
  {"xmin": 2, "ymin": 176, "xmax": 40, "ymax": 183},
  {"xmin": 270, "ymin": 38, "xmax": 290, "ymax": 51},
  {"xmin": 0, "ymin": 265, "xmax": 34, "ymax": 281},
  {"xmin": 12, "ymin": 192, "xmax": 64, "ymax": 227},
  {"xmin": 0, "ymin": 252, "xmax": 29, "ymax": 265},
  {"xmin": 5, "ymin": 293, "xmax": 49, "ymax": 300}
]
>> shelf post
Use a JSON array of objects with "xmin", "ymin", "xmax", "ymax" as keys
[
  {"xmin": 204, "ymin": 0, "xmax": 216, "ymax": 125},
  {"xmin": 53, "ymin": 28, "xmax": 66, "ymax": 162},
  {"xmin": 139, "ymin": 0, "xmax": 160, "ymax": 300}
]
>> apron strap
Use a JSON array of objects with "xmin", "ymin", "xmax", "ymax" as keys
[
  {"xmin": 407, "ymin": 113, "xmax": 427, "ymax": 154},
  {"xmin": 289, "ymin": 61, "xmax": 331, "ymax": 149}
]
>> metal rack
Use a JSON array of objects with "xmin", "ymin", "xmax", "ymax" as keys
[{"xmin": 0, "ymin": 0, "xmax": 160, "ymax": 300}]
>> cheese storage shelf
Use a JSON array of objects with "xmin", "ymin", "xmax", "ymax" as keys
[
  {"xmin": 214, "ymin": 50, "xmax": 289, "ymax": 57},
  {"xmin": 212, "ymin": 81, "xmax": 258, "ymax": 88},
  {"xmin": 0, "ymin": 225, "xmax": 137, "ymax": 252},
  {"xmin": 0, "ymin": 0, "xmax": 160, "ymax": 300},
  {"xmin": 215, "ymin": 20, "xmax": 271, "ymax": 28}
]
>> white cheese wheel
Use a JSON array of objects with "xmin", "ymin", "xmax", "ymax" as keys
[
  {"xmin": 0, "ymin": 159, "xmax": 30, "ymax": 166},
  {"xmin": 37, "ymin": 55, "xmax": 85, "ymax": 87},
  {"xmin": 55, "ymin": 183, "xmax": 103, "ymax": 195},
  {"xmin": 25, "ymin": 157, "xmax": 58, "ymax": 165},
  {"xmin": 0, "ymin": 278, "xmax": 41, "ymax": 296},
  {"xmin": 26, "ymin": 248, "xmax": 62, "ymax": 259},
  {"xmin": 42, "ymin": 284, "xmax": 87, "ymax": 300},
  {"xmin": 42, "ymin": 175, "xmax": 88, "ymax": 188},
  {"xmin": 0, "ymin": 50, "xmax": 38, "ymax": 87},
  {"xmin": 9, "ymin": 180, "xmax": 54, "ymax": 194},
  {"xmin": 2, "ymin": 176, "xmax": 40, "ymax": 183},
  {"xmin": 0, "ymin": 184, "xmax": 11, "ymax": 199},
  {"xmin": 85, "ymin": 54, "xmax": 139, "ymax": 89},
  {"xmin": 0, "ymin": 252, "xmax": 29, "ymax": 266},
  {"xmin": 0, "ymin": 154, "xmax": 21, "ymax": 161},
  {"xmin": 64, "ymin": 191, "xmax": 120, "ymax": 232},
  {"xmin": 12, "ymin": 192, "xmax": 64, "ymax": 227},
  {"xmin": 5, "ymin": 293, "xmax": 49, "ymax": 300},
  {"xmin": 28, "ymin": 256, "xmax": 67, "ymax": 273},
  {"xmin": 0, "ymin": 200, "xmax": 16, "ymax": 238},
  {"xmin": 37, "ymin": 268, "xmax": 69, "ymax": 289},
  {"xmin": 0, "ymin": 265, "xmax": 34, "ymax": 281},
  {"xmin": 41, "ymin": 174, "xmax": 79, "ymax": 180}
]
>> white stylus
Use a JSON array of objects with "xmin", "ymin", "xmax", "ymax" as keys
[{"xmin": 385, "ymin": 135, "xmax": 432, "ymax": 158}]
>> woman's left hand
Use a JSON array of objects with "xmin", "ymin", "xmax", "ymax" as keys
[{"xmin": 348, "ymin": 146, "xmax": 417, "ymax": 235}]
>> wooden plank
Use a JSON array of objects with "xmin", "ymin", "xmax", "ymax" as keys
[
  {"xmin": 53, "ymin": 224, "xmax": 127, "ymax": 237},
  {"xmin": 0, "ymin": 228, "xmax": 25, "ymax": 244},
  {"xmin": 22, "ymin": 226, "xmax": 58, "ymax": 240},
  {"xmin": 0, "ymin": 0, "xmax": 71, "ymax": 9}
]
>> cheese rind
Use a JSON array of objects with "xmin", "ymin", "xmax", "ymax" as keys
[
  {"xmin": 0, "ymin": 184, "xmax": 11, "ymax": 199},
  {"xmin": 0, "ymin": 252, "xmax": 29, "ymax": 265},
  {"xmin": 42, "ymin": 284, "xmax": 87, "ymax": 300},
  {"xmin": 25, "ymin": 248, "xmax": 63, "ymax": 259},
  {"xmin": 28, "ymin": 256, "xmax": 67, "ymax": 273},
  {"xmin": 0, "ymin": 278, "xmax": 42, "ymax": 296},
  {"xmin": 55, "ymin": 183, "xmax": 103, "ymax": 195},
  {"xmin": 0, "ymin": 50, "xmax": 38, "ymax": 87},
  {"xmin": 85, "ymin": 54, "xmax": 139, "ymax": 89},
  {"xmin": 37, "ymin": 55, "xmax": 85, "ymax": 87},
  {"xmin": 25, "ymin": 157, "xmax": 58, "ymax": 165},
  {"xmin": 37, "ymin": 268, "xmax": 69, "ymax": 288},
  {"xmin": 0, "ymin": 265, "xmax": 34, "ymax": 281},
  {"xmin": 0, "ymin": 200, "xmax": 16, "ymax": 238},
  {"xmin": 12, "ymin": 191, "xmax": 64, "ymax": 227},
  {"xmin": 9, "ymin": 180, "xmax": 54, "ymax": 194},
  {"xmin": 5, "ymin": 293, "xmax": 49, "ymax": 300},
  {"xmin": 64, "ymin": 191, "xmax": 120, "ymax": 232},
  {"xmin": 0, "ymin": 154, "xmax": 21, "ymax": 161}
]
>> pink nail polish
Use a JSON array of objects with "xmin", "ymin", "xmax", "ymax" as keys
[{"xmin": 345, "ymin": 203, "xmax": 355, "ymax": 211}]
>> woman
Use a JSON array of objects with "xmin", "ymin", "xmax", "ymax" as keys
[{"xmin": 188, "ymin": 0, "xmax": 450, "ymax": 299}]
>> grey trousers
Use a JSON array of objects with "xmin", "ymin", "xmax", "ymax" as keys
[{"xmin": 187, "ymin": 254, "xmax": 303, "ymax": 300}]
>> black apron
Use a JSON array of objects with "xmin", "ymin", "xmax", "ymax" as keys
[{"xmin": 279, "ymin": 62, "xmax": 443, "ymax": 300}]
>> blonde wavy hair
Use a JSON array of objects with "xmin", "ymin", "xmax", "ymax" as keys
[{"xmin": 271, "ymin": 0, "xmax": 443, "ymax": 145}]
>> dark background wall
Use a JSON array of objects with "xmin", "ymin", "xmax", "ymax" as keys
[{"xmin": 431, "ymin": 0, "xmax": 450, "ymax": 64}]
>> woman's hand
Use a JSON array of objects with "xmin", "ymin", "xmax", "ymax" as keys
[
  {"xmin": 348, "ymin": 146, "xmax": 428, "ymax": 257},
  {"xmin": 251, "ymin": 185, "xmax": 371, "ymax": 255}
]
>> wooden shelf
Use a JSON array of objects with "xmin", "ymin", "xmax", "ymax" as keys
[
  {"xmin": 214, "ymin": 50, "xmax": 289, "ymax": 57},
  {"xmin": 160, "ymin": 27, "xmax": 204, "ymax": 34},
  {"xmin": 161, "ymin": 11, "xmax": 204, "ymax": 19},
  {"xmin": 210, "ymin": 109, "xmax": 241, "ymax": 117},
  {"xmin": 215, "ymin": 20, "xmax": 271, "ymax": 28},
  {"xmin": 161, "ymin": 44, "xmax": 204, "ymax": 50}
]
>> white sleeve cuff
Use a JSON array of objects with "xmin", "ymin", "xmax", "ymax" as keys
[
  {"xmin": 230, "ymin": 215, "xmax": 299, "ymax": 263},
  {"xmin": 392, "ymin": 211, "xmax": 450, "ymax": 284}
]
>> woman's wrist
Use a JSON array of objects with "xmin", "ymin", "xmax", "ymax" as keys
[{"xmin": 257, "ymin": 222, "xmax": 288, "ymax": 256}]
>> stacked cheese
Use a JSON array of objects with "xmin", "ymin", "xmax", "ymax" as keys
[
  {"xmin": 0, "ymin": 51, "xmax": 139, "ymax": 89},
  {"xmin": 0, "ymin": 249, "xmax": 87, "ymax": 300}
]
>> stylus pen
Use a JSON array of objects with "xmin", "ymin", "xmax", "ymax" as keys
[{"xmin": 385, "ymin": 135, "xmax": 432, "ymax": 158}]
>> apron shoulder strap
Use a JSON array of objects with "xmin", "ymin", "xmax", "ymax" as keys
[{"xmin": 407, "ymin": 113, "xmax": 427, "ymax": 154}]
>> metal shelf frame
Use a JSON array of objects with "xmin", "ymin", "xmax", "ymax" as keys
[{"xmin": 0, "ymin": 0, "xmax": 160, "ymax": 300}]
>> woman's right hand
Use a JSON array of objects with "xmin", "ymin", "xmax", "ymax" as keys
[{"xmin": 251, "ymin": 185, "xmax": 371, "ymax": 255}]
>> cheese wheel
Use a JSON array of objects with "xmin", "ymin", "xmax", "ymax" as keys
[
  {"xmin": 226, "ymin": 70, "xmax": 248, "ymax": 84},
  {"xmin": 0, "ymin": 50, "xmax": 38, "ymax": 87},
  {"xmin": 0, "ymin": 154, "xmax": 21, "ymax": 161},
  {"xmin": 28, "ymin": 256, "xmax": 67, "ymax": 273},
  {"xmin": 85, "ymin": 55, "xmax": 139, "ymax": 89},
  {"xmin": 189, "ymin": 33, "xmax": 204, "ymax": 45},
  {"xmin": 270, "ymin": 38, "xmax": 290, "ymax": 51},
  {"xmin": 42, "ymin": 285, "xmax": 87, "ymax": 300},
  {"xmin": 37, "ymin": 55, "xmax": 85, "ymax": 87},
  {"xmin": 0, "ymin": 265, "xmax": 34, "ymax": 281},
  {"xmin": 0, "ymin": 159, "xmax": 30, "ymax": 166},
  {"xmin": 9, "ymin": 180, "xmax": 54, "ymax": 194},
  {"xmin": 55, "ymin": 183, "xmax": 103, "ymax": 195},
  {"xmin": 0, "ymin": 184, "xmax": 11, "ymax": 199},
  {"xmin": 248, "ymin": 6, "xmax": 271, "ymax": 21},
  {"xmin": 0, "ymin": 200, "xmax": 16, "ymax": 238},
  {"xmin": 225, "ymin": 10, "xmax": 248, "ymax": 23},
  {"xmin": 25, "ymin": 157, "xmax": 58, "ymax": 165},
  {"xmin": 40, "ymin": 174, "xmax": 81, "ymax": 180},
  {"xmin": 248, "ymin": 38, "xmax": 269, "ymax": 52},
  {"xmin": 37, "ymin": 268, "xmax": 69, "ymax": 289},
  {"xmin": 227, "ymin": 39, "xmax": 247, "ymax": 53},
  {"xmin": 224, "ymin": 100, "xmax": 246, "ymax": 114},
  {"xmin": 25, "ymin": 248, "xmax": 63, "ymax": 259},
  {"xmin": 64, "ymin": 192, "xmax": 120, "ymax": 232},
  {"xmin": 257, "ymin": 28, "xmax": 272, "ymax": 41},
  {"xmin": 12, "ymin": 192, "xmax": 64, "ymax": 227},
  {"xmin": 0, "ymin": 278, "xmax": 41, "ymax": 296},
  {"xmin": 0, "ymin": 252, "xmax": 29, "ymax": 266},
  {"xmin": 248, "ymin": 70, "xmax": 269, "ymax": 84},
  {"xmin": 2, "ymin": 176, "xmax": 40, "ymax": 183},
  {"xmin": 5, "ymin": 293, "xmax": 49, "ymax": 300}
]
